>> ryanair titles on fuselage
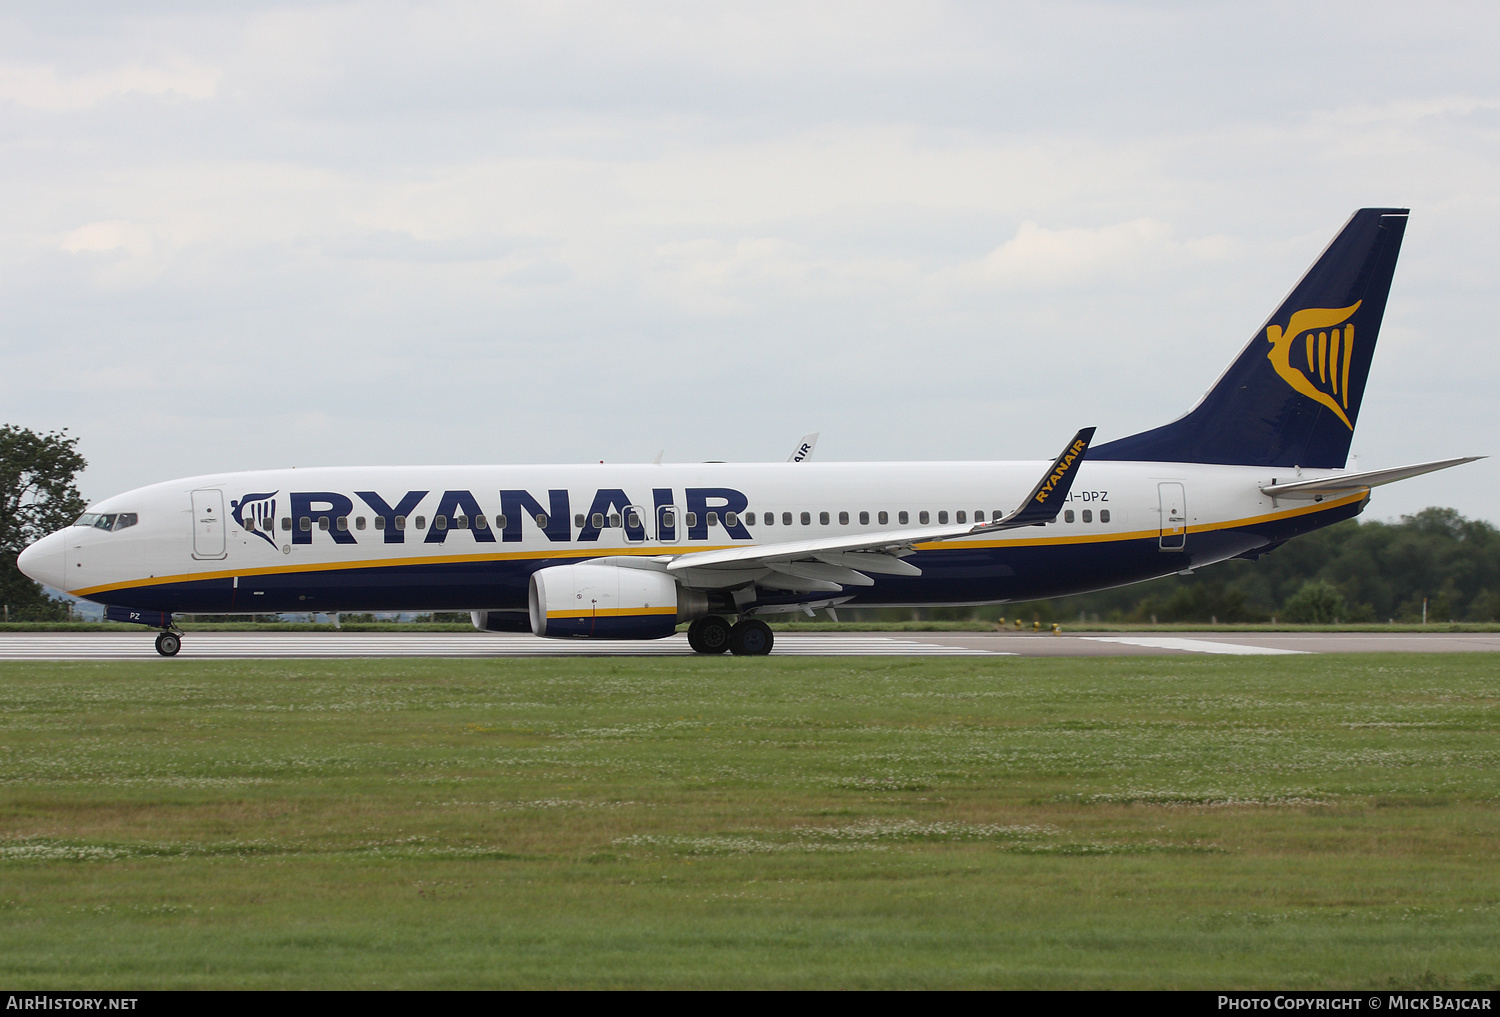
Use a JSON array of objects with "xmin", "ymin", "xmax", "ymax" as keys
[{"xmin": 231, "ymin": 487, "xmax": 755, "ymax": 547}]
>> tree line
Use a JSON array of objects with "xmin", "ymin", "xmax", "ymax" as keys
[{"xmin": 887, "ymin": 506, "xmax": 1500, "ymax": 625}]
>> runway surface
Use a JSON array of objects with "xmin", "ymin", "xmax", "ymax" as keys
[
  {"xmin": 0, "ymin": 631, "xmax": 1496, "ymax": 659},
  {"xmin": 0, "ymin": 632, "xmax": 1003, "ymax": 659}
]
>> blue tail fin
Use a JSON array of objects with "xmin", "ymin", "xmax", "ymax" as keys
[{"xmin": 1090, "ymin": 208, "xmax": 1409, "ymax": 468}]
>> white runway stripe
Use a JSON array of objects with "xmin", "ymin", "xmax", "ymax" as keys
[
  {"xmin": 0, "ymin": 633, "xmax": 1005, "ymax": 659},
  {"xmin": 1083, "ymin": 636, "xmax": 1310, "ymax": 656}
]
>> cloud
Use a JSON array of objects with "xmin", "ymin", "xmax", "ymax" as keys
[
  {"xmin": 61, "ymin": 220, "xmax": 153, "ymax": 256},
  {"xmin": 981, "ymin": 219, "xmax": 1173, "ymax": 289},
  {"xmin": 0, "ymin": 60, "xmax": 219, "ymax": 111}
]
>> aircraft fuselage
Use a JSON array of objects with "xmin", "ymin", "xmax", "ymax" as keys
[{"xmin": 23, "ymin": 460, "xmax": 1366, "ymax": 617}]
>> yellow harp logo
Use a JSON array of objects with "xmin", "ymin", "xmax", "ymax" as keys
[{"xmin": 1265, "ymin": 301, "xmax": 1361, "ymax": 430}]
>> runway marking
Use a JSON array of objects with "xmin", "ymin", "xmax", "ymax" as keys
[
  {"xmin": 1083, "ymin": 636, "xmax": 1310, "ymax": 656},
  {"xmin": 0, "ymin": 633, "xmax": 1006, "ymax": 660}
]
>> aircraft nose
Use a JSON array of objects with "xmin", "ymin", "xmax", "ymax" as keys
[{"xmin": 17, "ymin": 531, "xmax": 68, "ymax": 591}]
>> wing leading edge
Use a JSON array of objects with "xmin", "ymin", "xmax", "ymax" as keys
[{"xmin": 666, "ymin": 428, "xmax": 1096, "ymax": 587}]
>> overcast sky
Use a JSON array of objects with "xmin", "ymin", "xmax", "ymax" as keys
[{"xmin": 2, "ymin": 1, "xmax": 1496, "ymax": 522}]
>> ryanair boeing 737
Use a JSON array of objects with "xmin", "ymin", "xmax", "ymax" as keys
[{"xmin": 17, "ymin": 208, "xmax": 1483, "ymax": 656}]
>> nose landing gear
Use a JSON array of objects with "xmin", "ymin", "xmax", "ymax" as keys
[{"xmin": 103, "ymin": 607, "xmax": 182, "ymax": 657}]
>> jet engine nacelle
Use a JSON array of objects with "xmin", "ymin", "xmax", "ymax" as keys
[{"xmin": 528, "ymin": 564, "xmax": 707, "ymax": 639}]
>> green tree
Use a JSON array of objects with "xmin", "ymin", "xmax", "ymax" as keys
[
  {"xmin": 1280, "ymin": 580, "xmax": 1347, "ymax": 624},
  {"xmin": 0, "ymin": 425, "xmax": 87, "ymax": 621}
]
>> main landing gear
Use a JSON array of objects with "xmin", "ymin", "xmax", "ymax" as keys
[
  {"xmin": 687, "ymin": 616, "xmax": 773, "ymax": 656},
  {"xmin": 154, "ymin": 631, "xmax": 181, "ymax": 657}
]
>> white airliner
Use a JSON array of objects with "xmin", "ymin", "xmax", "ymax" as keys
[{"xmin": 17, "ymin": 208, "xmax": 1483, "ymax": 656}]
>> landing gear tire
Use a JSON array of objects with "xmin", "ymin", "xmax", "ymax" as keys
[
  {"xmin": 155, "ymin": 631, "xmax": 181, "ymax": 657},
  {"xmin": 687, "ymin": 616, "xmax": 732, "ymax": 654},
  {"xmin": 729, "ymin": 619, "xmax": 774, "ymax": 656}
]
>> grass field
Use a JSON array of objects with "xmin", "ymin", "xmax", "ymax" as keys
[{"xmin": 1, "ymin": 653, "xmax": 1498, "ymax": 989}]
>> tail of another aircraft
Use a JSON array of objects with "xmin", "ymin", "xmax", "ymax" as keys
[{"xmin": 1090, "ymin": 208, "xmax": 1409, "ymax": 469}]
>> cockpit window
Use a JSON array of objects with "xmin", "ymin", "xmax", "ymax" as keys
[{"xmin": 72, "ymin": 512, "xmax": 138, "ymax": 532}]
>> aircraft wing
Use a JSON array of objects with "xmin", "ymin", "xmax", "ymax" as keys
[
  {"xmin": 668, "ymin": 428, "xmax": 1095, "ymax": 588},
  {"xmin": 1259, "ymin": 456, "xmax": 1485, "ymax": 499},
  {"xmin": 787, "ymin": 433, "xmax": 819, "ymax": 462}
]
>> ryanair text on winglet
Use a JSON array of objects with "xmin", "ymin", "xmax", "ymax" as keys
[{"xmin": 1033, "ymin": 438, "xmax": 1090, "ymax": 504}]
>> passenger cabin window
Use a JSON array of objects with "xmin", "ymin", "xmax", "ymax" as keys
[
  {"xmin": 859, "ymin": 511, "xmax": 869, "ymax": 525},
  {"xmin": 800, "ymin": 512, "xmax": 811, "ymax": 526},
  {"xmin": 1064, "ymin": 510, "xmax": 1075, "ymax": 523},
  {"xmin": 1100, "ymin": 509, "xmax": 1111, "ymax": 523},
  {"xmin": 374, "ymin": 517, "xmax": 385, "ymax": 530},
  {"xmin": 300, "ymin": 517, "xmax": 312, "ymax": 531},
  {"xmin": 725, "ymin": 511, "xmax": 738, "ymax": 527},
  {"xmin": 454, "ymin": 515, "xmax": 468, "ymax": 529},
  {"xmin": 474, "ymin": 515, "xmax": 487, "ymax": 529},
  {"xmin": 937, "ymin": 511, "xmax": 948, "ymax": 524},
  {"xmin": 435, "ymin": 516, "xmax": 448, "ymax": 530},
  {"xmin": 706, "ymin": 512, "xmax": 718, "ymax": 526},
  {"xmin": 684, "ymin": 512, "xmax": 697, "ymax": 528},
  {"xmin": 282, "ymin": 518, "xmax": 292, "ymax": 531},
  {"xmin": 627, "ymin": 510, "xmax": 641, "ymax": 528},
  {"xmin": 245, "ymin": 517, "xmax": 257, "ymax": 532},
  {"xmin": 318, "ymin": 517, "xmax": 330, "ymax": 531},
  {"xmin": 495, "ymin": 515, "xmax": 507, "ymax": 529},
  {"xmin": 919, "ymin": 511, "xmax": 930, "ymax": 524},
  {"xmin": 956, "ymin": 511, "xmax": 966, "ymax": 524},
  {"xmin": 592, "ymin": 513, "xmax": 605, "ymax": 528},
  {"xmin": 537, "ymin": 513, "xmax": 550, "ymax": 528},
  {"xmin": 1082, "ymin": 509, "xmax": 1092, "ymax": 523},
  {"xmin": 607, "ymin": 513, "xmax": 620, "ymax": 527},
  {"xmin": 336, "ymin": 516, "xmax": 349, "ymax": 531},
  {"xmin": 575, "ymin": 514, "xmax": 586, "ymax": 527},
  {"xmin": 898, "ymin": 511, "xmax": 908, "ymax": 524},
  {"xmin": 415, "ymin": 516, "xmax": 426, "ymax": 529},
  {"xmin": 745, "ymin": 512, "xmax": 756, "ymax": 525},
  {"xmin": 878, "ymin": 511, "xmax": 888, "ymax": 525},
  {"xmin": 782, "ymin": 512, "xmax": 792, "ymax": 525},
  {"xmin": 838, "ymin": 511, "xmax": 849, "ymax": 525},
  {"xmin": 975, "ymin": 510, "xmax": 985, "ymax": 522},
  {"xmin": 356, "ymin": 517, "xmax": 366, "ymax": 530},
  {"xmin": 819, "ymin": 512, "xmax": 830, "ymax": 525},
  {"xmin": 395, "ymin": 516, "xmax": 406, "ymax": 530},
  {"xmin": 661, "ymin": 510, "xmax": 675, "ymax": 527}
]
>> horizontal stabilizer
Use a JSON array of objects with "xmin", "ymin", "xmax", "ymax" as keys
[{"xmin": 1259, "ymin": 456, "xmax": 1485, "ymax": 498}]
